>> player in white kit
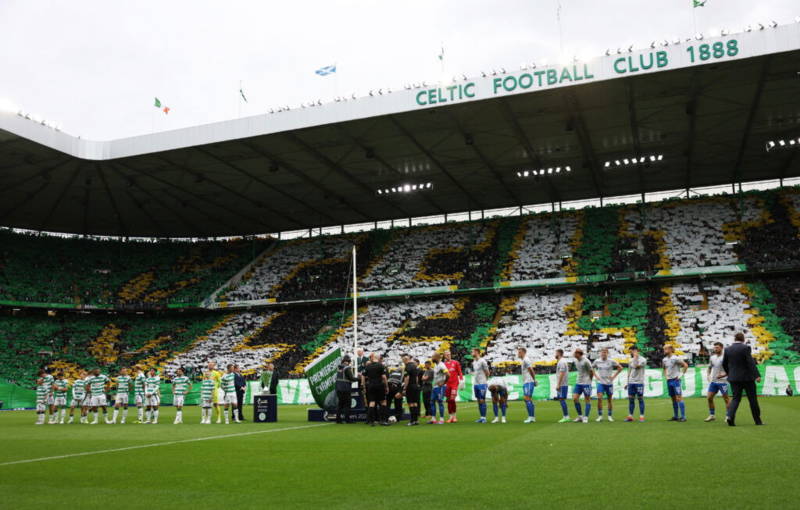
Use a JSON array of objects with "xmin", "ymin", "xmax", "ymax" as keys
[
  {"xmin": 471, "ymin": 349, "xmax": 490, "ymax": 423},
  {"xmin": 592, "ymin": 348, "xmax": 622, "ymax": 422},
  {"xmin": 554, "ymin": 349, "xmax": 571, "ymax": 422},
  {"xmin": 518, "ymin": 348, "xmax": 537, "ymax": 423},
  {"xmin": 624, "ymin": 346, "xmax": 647, "ymax": 422},
  {"xmin": 663, "ymin": 345, "xmax": 688, "ymax": 422},
  {"xmin": 487, "ymin": 376, "xmax": 509, "ymax": 423},
  {"xmin": 705, "ymin": 342, "xmax": 730, "ymax": 422},
  {"xmin": 572, "ymin": 349, "xmax": 593, "ymax": 423}
]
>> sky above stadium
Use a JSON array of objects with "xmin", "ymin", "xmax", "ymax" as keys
[{"xmin": 0, "ymin": 0, "xmax": 797, "ymax": 140}]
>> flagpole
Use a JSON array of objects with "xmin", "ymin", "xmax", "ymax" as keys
[
  {"xmin": 352, "ymin": 244, "xmax": 358, "ymax": 367},
  {"xmin": 238, "ymin": 80, "xmax": 242, "ymax": 118}
]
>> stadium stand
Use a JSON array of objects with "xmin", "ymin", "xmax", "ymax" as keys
[
  {"xmin": 0, "ymin": 312, "xmax": 223, "ymax": 388},
  {"xmin": 4, "ymin": 188, "xmax": 800, "ymax": 390},
  {"xmin": 0, "ymin": 230, "xmax": 270, "ymax": 306}
]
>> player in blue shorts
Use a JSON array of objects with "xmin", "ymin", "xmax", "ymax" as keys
[
  {"xmin": 429, "ymin": 352, "xmax": 449, "ymax": 425},
  {"xmin": 488, "ymin": 376, "xmax": 509, "ymax": 423},
  {"xmin": 471, "ymin": 348, "xmax": 490, "ymax": 423},
  {"xmin": 624, "ymin": 346, "xmax": 647, "ymax": 422},
  {"xmin": 572, "ymin": 348, "xmax": 593, "ymax": 423},
  {"xmin": 554, "ymin": 349, "xmax": 571, "ymax": 423},
  {"xmin": 518, "ymin": 347, "xmax": 536, "ymax": 423},
  {"xmin": 662, "ymin": 345, "xmax": 688, "ymax": 421},
  {"xmin": 705, "ymin": 342, "xmax": 730, "ymax": 422},
  {"xmin": 592, "ymin": 348, "xmax": 622, "ymax": 422}
]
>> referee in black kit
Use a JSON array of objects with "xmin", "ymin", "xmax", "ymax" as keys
[
  {"xmin": 361, "ymin": 353, "xmax": 389, "ymax": 426},
  {"xmin": 402, "ymin": 354, "xmax": 421, "ymax": 426}
]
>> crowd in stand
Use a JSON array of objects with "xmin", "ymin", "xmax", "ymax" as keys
[
  {"xmin": 0, "ymin": 230, "xmax": 267, "ymax": 306},
  {"xmin": 5, "ymin": 189, "xmax": 800, "ymax": 390}
]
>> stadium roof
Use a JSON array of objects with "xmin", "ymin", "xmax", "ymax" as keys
[{"xmin": 1, "ymin": 25, "xmax": 799, "ymax": 237}]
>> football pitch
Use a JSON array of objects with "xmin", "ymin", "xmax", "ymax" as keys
[{"xmin": 1, "ymin": 398, "xmax": 797, "ymax": 509}]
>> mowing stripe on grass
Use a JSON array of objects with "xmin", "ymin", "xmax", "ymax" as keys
[{"xmin": 0, "ymin": 423, "xmax": 330, "ymax": 467}]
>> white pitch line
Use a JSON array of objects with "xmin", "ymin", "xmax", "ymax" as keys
[{"xmin": 0, "ymin": 423, "xmax": 330, "ymax": 467}]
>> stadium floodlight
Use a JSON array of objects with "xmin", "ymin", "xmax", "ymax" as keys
[
  {"xmin": 672, "ymin": 37, "xmax": 681, "ymax": 44},
  {"xmin": 616, "ymin": 48, "xmax": 622, "ymax": 54},
  {"xmin": 605, "ymin": 49, "xmax": 611, "ymax": 56},
  {"xmin": 795, "ymin": 16, "xmax": 800, "ymax": 23},
  {"xmin": 530, "ymin": 62, "xmax": 537, "ymax": 69},
  {"xmin": 694, "ymin": 33, "xmax": 703, "ymax": 40},
  {"xmin": 523, "ymin": 171, "xmax": 530, "ymax": 177},
  {"xmin": 769, "ymin": 21, "xmax": 778, "ymax": 28},
  {"xmin": 520, "ymin": 63, "xmax": 528, "ymax": 70},
  {"xmin": 720, "ymin": 29, "xmax": 729, "ymax": 36},
  {"xmin": 605, "ymin": 154, "xmax": 664, "ymax": 168},
  {"xmin": 649, "ymin": 41, "xmax": 656, "ymax": 48},
  {"xmin": 380, "ymin": 182, "xmax": 432, "ymax": 195},
  {"xmin": 757, "ymin": 23, "xmax": 765, "ymax": 30},
  {"xmin": 377, "ymin": 189, "xmax": 383, "ymax": 195},
  {"xmin": 481, "ymin": 71, "xmax": 487, "ymax": 77},
  {"xmin": 780, "ymin": 140, "xmax": 787, "ymax": 146},
  {"xmin": 627, "ymin": 45, "xmax": 634, "ymax": 53}
]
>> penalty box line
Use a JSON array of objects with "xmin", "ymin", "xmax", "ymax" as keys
[{"xmin": 0, "ymin": 423, "xmax": 330, "ymax": 467}]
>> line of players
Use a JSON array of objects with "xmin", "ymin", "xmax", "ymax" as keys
[
  {"xmin": 361, "ymin": 342, "xmax": 730, "ymax": 425},
  {"xmin": 34, "ymin": 362, "xmax": 247, "ymax": 425}
]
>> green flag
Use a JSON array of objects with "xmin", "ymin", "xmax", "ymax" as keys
[
  {"xmin": 239, "ymin": 88, "xmax": 247, "ymax": 103},
  {"xmin": 693, "ymin": 0, "xmax": 706, "ymax": 7},
  {"xmin": 154, "ymin": 97, "xmax": 161, "ymax": 108},
  {"xmin": 304, "ymin": 345, "xmax": 342, "ymax": 411}
]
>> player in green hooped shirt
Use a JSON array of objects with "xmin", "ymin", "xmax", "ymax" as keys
[
  {"xmin": 220, "ymin": 364, "xmax": 240, "ymax": 424},
  {"xmin": 52, "ymin": 372, "xmax": 69, "ymax": 424},
  {"xmin": 200, "ymin": 371, "xmax": 216, "ymax": 424},
  {"xmin": 144, "ymin": 368, "xmax": 161, "ymax": 424},
  {"xmin": 171, "ymin": 368, "xmax": 192, "ymax": 425},
  {"xmin": 34, "ymin": 377, "xmax": 48, "ymax": 425},
  {"xmin": 111, "ymin": 367, "xmax": 133, "ymax": 424}
]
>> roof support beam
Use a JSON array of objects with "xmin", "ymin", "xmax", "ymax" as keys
[
  {"xmin": 241, "ymin": 140, "xmax": 372, "ymax": 221},
  {"xmin": 563, "ymin": 90, "xmax": 603, "ymax": 198},
  {"xmin": 283, "ymin": 132, "xmax": 412, "ymax": 217},
  {"xmin": 684, "ymin": 69, "xmax": 701, "ymax": 191},
  {"xmin": 39, "ymin": 163, "xmax": 82, "ymax": 231},
  {"xmin": 96, "ymin": 163, "xmax": 128, "ymax": 237},
  {"xmin": 442, "ymin": 110, "xmax": 522, "ymax": 206},
  {"xmin": 113, "ymin": 162, "xmax": 255, "ymax": 234},
  {"xmin": 153, "ymin": 155, "xmax": 297, "ymax": 230},
  {"xmin": 497, "ymin": 98, "xmax": 561, "ymax": 203},
  {"xmin": 731, "ymin": 56, "xmax": 771, "ymax": 184},
  {"xmin": 388, "ymin": 115, "xmax": 485, "ymax": 209},
  {"xmin": 109, "ymin": 163, "xmax": 209, "ymax": 236},
  {"xmin": 625, "ymin": 79, "xmax": 646, "ymax": 200},
  {"xmin": 333, "ymin": 124, "xmax": 446, "ymax": 214},
  {"xmin": 0, "ymin": 181, "xmax": 50, "ymax": 223},
  {"xmin": 0, "ymin": 159, "xmax": 73, "ymax": 196},
  {"xmin": 195, "ymin": 147, "xmax": 339, "ymax": 224}
]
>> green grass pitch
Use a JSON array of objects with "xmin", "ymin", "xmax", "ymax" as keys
[{"xmin": 1, "ymin": 398, "xmax": 797, "ymax": 509}]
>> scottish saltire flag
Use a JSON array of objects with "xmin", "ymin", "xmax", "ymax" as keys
[{"xmin": 315, "ymin": 65, "xmax": 336, "ymax": 76}]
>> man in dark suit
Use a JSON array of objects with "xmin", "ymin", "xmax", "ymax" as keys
[
  {"xmin": 233, "ymin": 365, "xmax": 247, "ymax": 421},
  {"xmin": 722, "ymin": 333, "xmax": 763, "ymax": 426}
]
